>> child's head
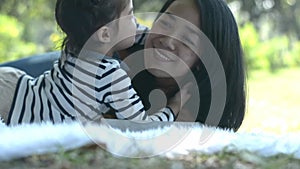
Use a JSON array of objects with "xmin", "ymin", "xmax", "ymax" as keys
[{"xmin": 55, "ymin": 0, "xmax": 136, "ymax": 56}]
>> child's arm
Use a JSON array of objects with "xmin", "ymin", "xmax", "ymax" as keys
[{"xmin": 101, "ymin": 64, "xmax": 189, "ymax": 122}]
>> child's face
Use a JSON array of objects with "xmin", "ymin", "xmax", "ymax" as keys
[{"xmin": 113, "ymin": 0, "xmax": 136, "ymax": 51}]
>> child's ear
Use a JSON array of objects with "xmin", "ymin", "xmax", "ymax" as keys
[{"xmin": 96, "ymin": 26, "xmax": 111, "ymax": 43}]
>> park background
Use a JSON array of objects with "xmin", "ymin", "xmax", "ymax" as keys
[{"xmin": 0, "ymin": 0, "xmax": 299, "ymax": 134}]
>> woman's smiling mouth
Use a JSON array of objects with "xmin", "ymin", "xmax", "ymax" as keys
[{"xmin": 153, "ymin": 48, "xmax": 176, "ymax": 62}]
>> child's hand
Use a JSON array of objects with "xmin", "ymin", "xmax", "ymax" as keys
[{"xmin": 167, "ymin": 83, "xmax": 192, "ymax": 118}]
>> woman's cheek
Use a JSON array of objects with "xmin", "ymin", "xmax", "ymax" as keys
[{"xmin": 180, "ymin": 50, "xmax": 199, "ymax": 68}]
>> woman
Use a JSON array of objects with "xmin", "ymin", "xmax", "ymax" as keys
[
  {"xmin": 0, "ymin": 0, "xmax": 246, "ymax": 131},
  {"xmin": 122, "ymin": 0, "xmax": 246, "ymax": 131}
]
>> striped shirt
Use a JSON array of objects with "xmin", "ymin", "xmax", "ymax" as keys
[{"xmin": 7, "ymin": 51, "xmax": 175, "ymax": 126}]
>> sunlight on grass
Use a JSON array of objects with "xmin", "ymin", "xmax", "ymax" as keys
[{"xmin": 239, "ymin": 68, "xmax": 300, "ymax": 134}]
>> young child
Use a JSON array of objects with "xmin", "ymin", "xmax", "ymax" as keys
[{"xmin": 2, "ymin": 0, "xmax": 188, "ymax": 126}]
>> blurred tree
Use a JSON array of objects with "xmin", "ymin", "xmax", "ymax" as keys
[
  {"xmin": 228, "ymin": 0, "xmax": 300, "ymax": 40},
  {"xmin": 133, "ymin": 0, "xmax": 166, "ymax": 12},
  {"xmin": 0, "ymin": 0, "xmax": 299, "ymax": 71},
  {"xmin": 0, "ymin": 15, "xmax": 37, "ymax": 62},
  {"xmin": 0, "ymin": 0, "xmax": 56, "ymax": 42}
]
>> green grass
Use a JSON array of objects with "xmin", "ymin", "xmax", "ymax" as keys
[
  {"xmin": 1, "ymin": 145, "xmax": 300, "ymax": 169},
  {"xmin": 239, "ymin": 68, "xmax": 300, "ymax": 134}
]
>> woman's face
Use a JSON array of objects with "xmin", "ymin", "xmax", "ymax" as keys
[{"xmin": 144, "ymin": 0, "xmax": 201, "ymax": 78}]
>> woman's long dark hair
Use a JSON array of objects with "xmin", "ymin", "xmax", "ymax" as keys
[
  {"xmin": 55, "ymin": 0, "xmax": 129, "ymax": 56},
  {"xmin": 158, "ymin": 0, "xmax": 246, "ymax": 131}
]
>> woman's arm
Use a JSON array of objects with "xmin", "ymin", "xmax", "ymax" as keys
[{"xmin": 0, "ymin": 51, "xmax": 60, "ymax": 77}]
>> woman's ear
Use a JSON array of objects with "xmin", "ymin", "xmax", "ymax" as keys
[{"xmin": 96, "ymin": 26, "xmax": 111, "ymax": 43}]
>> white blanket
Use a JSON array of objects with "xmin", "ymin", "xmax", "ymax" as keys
[{"xmin": 0, "ymin": 121, "xmax": 300, "ymax": 161}]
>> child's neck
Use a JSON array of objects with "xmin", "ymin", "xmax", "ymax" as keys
[{"xmin": 85, "ymin": 40, "xmax": 115, "ymax": 57}]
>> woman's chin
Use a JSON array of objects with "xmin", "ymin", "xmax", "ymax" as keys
[{"xmin": 147, "ymin": 68, "xmax": 172, "ymax": 78}]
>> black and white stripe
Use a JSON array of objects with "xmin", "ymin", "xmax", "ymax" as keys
[{"xmin": 7, "ymin": 51, "xmax": 174, "ymax": 126}]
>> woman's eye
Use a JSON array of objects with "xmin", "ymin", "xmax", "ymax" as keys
[
  {"xmin": 182, "ymin": 36, "xmax": 200, "ymax": 51},
  {"xmin": 159, "ymin": 20, "xmax": 172, "ymax": 28},
  {"xmin": 182, "ymin": 36, "xmax": 196, "ymax": 46}
]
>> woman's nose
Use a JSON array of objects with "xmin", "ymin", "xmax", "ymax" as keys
[{"xmin": 159, "ymin": 37, "xmax": 176, "ymax": 51}]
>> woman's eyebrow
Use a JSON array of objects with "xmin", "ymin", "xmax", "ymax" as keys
[{"xmin": 165, "ymin": 12, "xmax": 176, "ymax": 21}]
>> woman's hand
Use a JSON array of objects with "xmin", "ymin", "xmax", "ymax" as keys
[{"xmin": 167, "ymin": 83, "xmax": 192, "ymax": 118}]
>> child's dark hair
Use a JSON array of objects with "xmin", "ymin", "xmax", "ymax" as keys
[{"xmin": 55, "ymin": 0, "xmax": 130, "ymax": 56}]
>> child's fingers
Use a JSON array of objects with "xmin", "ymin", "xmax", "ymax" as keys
[
  {"xmin": 181, "ymin": 82, "xmax": 193, "ymax": 92},
  {"xmin": 181, "ymin": 82, "xmax": 193, "ymax": 96},
  {"xmin": 179, "ymin": 83, "xmax": 193, "ymax": 106}
]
